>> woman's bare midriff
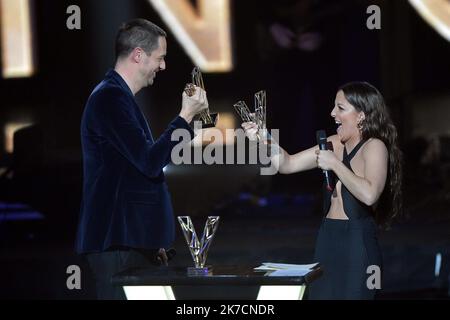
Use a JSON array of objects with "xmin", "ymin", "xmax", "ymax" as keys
[
  {"xmin": 326, "ymin": 212, "xmax": 349, "ymax": 220},
  {"xmin": 326, "ymin": 180, "xmax": 350, "ymax": 220}
]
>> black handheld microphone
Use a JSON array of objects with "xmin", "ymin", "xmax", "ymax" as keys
[{"xmin": 316, "ymin": 130, "xmax": 334, "ymax": 192}]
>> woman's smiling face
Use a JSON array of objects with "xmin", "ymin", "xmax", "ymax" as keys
[{"xmin": 330, "ymin": 90, "xmax": 365, "ymax": 143}]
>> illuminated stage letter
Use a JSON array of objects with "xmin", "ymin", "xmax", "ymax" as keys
[
  {"xmin": 0, "ymin": 0, "xmax": 35, "ymax": 78},
  {"xmin": 148, "ymin": 0, "xmax": 232, "ymax": 72},
  {"xmin": 408, "ymin": 0, "xmax": 450, "ymax": 42}
]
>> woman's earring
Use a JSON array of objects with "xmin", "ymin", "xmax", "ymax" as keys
[{"xmin": 357, "ymin": 120, "xmax": 364, "ymax": 131}]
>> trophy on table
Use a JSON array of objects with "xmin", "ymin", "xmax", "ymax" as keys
[
  {"xmin": 233, "ymin": 90, "xmax": 267, "ymax": 141},
  {"xmin": 177, "ymin": 216, "xmax": 220, "ymax": 275},
  {"xmin": 184, "ymin": 67, "xmax": 218, "ymax": 128}
]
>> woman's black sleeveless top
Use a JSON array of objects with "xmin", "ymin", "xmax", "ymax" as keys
[{"xmin": 323, "ymin": 139, "xmax": 373, "ymax": 219}]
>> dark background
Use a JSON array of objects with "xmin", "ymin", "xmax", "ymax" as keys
[{"xmin": 0, "ymin": 0, "xmax": 449, "ymax": 299}]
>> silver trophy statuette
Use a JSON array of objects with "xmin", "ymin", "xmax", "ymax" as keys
[
  {"xmin": 254, "ymin": 90, "xmax": 267, "ymax": 133},
  {"xmin": 184, "ymin": 67, "xmax": 218, "ymax": 128},
  {"xmin": 177, "ymin": 216, "xmax": 220, "ymax": 275},
  {"xmin": 234, "ymin": 90, "xmax": 267, "ymax": 141},
  {"xmin": 233, "ymin": 100, "xmax": 253, "ymax": 122}
]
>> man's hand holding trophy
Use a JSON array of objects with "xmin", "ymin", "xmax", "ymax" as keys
[{"xmin": 184, "ymin": 67, "xmax": 218, "ymax": 128}]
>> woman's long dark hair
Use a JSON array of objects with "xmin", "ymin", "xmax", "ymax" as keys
[{"xmin": 339, "ymin": 82, "xmax": 402, "ymax": 229}]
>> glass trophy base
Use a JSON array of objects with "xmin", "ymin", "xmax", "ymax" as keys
[
  {"xmin": 200, "ymin": 113, "xmax": 218, "ymax": 128},
  {"xmin": 187, "ymin": 266, "xmax": 213, "ymax": 276}
]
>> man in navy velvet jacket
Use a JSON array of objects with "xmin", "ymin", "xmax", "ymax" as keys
[{"xmin": 75, "ymin": 19, "xmax": 208, "ymax": 299}]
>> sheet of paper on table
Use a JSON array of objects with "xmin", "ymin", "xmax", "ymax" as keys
[{"xmin": 254, "ymin": 262, "xmax": 320, "ymax": 277}]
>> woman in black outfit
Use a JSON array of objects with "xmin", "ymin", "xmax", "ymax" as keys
[{"xmin": 242, "ymin": 82, "xmax": 402, "ymax": 299}]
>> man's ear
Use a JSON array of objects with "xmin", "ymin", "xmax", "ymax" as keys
[{"xmin": 131, "ymin": 47, "xmax": 143, "ymax": 63}]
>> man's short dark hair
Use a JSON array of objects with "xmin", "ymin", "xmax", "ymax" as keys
[{"xmin": 115, "ymin": 19, "xmax": 167, "ymax": 61}]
